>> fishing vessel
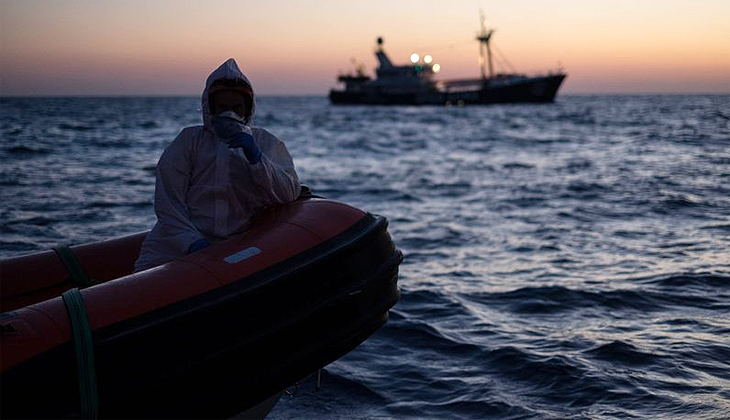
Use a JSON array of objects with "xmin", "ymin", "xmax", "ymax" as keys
[
  {"xmin": 329, "ymin": 16, "xmax": 566, "ymax": 105},
  {"xmin": 0, "ymin": 198, "xmax": 402, "ymax": 418}
]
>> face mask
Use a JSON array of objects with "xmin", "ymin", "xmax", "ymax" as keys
[
  {"xmin": 217, "ymin": 110, "xmax": 244, "ymax": 122},
  {"xmin": 211, "ymin": 111, "xmax": 246, "ymax": 139}
]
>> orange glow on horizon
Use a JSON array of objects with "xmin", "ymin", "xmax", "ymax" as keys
[{"xmin": 1, "ymin": 0, "xmax": 728, "ymax": 95}]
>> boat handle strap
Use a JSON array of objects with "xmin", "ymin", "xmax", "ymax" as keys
[
  {"xmin": 53, "ymin": 245, "xmax": 95, "ymax": 287},
  {"xmin": 62, "ymin": 288, "xmax": 99, "ymax": 419}
]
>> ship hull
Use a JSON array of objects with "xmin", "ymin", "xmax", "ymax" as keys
[{"xmin": 330, "ymin": 74, "xmax": 566, "ymax": 105}]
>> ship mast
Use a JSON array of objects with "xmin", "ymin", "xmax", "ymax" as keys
[
  {"xmin": 375, "ymin": 36, "xmax": 394, "ymax": 69},
  {"xmin": 476, "ymin": 12, "xmax": 495, "ymax": 80}
]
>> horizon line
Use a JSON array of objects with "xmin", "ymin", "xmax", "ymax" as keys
[{"xmin": 2, "ymin": 92, "xmax": 729, "ymax": 99}]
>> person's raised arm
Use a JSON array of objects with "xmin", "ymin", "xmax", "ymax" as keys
[{"xmin": 248, "ymin": 129, "xmax": 301, "ymax": 204}]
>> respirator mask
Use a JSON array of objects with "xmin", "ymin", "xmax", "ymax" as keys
[{"xmin": 211, "ymin": 111, "xmax": 249, "ymax": 139}]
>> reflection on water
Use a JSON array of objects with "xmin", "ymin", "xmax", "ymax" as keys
[{"xmin": 2, "ymin": 95, "xmax": 729, "ymax": 418}]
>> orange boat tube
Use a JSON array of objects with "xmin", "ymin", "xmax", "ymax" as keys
[{"xmin": 1, "ymin": 198, "xmax": 403, "ymax": 418}]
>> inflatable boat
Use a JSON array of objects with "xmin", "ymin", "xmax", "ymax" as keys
[{"xmin": 0, "ymin": 198, "xmax": 403, "ymax": 418}]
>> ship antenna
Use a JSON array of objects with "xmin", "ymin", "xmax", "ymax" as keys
[{"xmin": 476, "ymin": 10, "xmax": 495, "ymax": 79}]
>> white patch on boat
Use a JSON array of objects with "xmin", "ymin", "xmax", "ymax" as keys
[{"xmin": 224, "ymin": 247, "xmax": 261, "ymax": 264}]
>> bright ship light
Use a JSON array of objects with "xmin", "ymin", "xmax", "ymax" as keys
[
  {"xmin": 424, "ymin": 55, "xmax": 433, "ymax": 64},
  {"xmin": 432, "ymin": 63, "xmax": 441, "ymax": 73},
  {"xmin": 410, "ymin": 53, "xmax": 420, "ymax": 63}
]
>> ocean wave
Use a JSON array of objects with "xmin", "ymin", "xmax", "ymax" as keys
[
  {"xmin": 3, "ymin": 145, "xmax": 50, "ymax": 155},
  {"xmin": 584, "ymin": 340, "xmax": 659, "ymax": 366},
  {"xmin": 640, "ymin": 273, "xmax": 730, "ymax": 289},
  {"xmin": 57, "ymin": 122, "xmax": 94, "ymax": 131},
  {"xmin": 462, "ymin": 284, "xmax": 724, "ymax": 314}
]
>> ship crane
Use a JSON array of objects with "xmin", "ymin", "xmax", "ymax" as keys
[{"xmin": 477, "ymin": 11, "xmax": 495, "ymax": 80}]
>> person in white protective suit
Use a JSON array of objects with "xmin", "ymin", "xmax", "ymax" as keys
[{"xmin": 134, "ymin": 58, "xmax": 301, "ymax": 272}]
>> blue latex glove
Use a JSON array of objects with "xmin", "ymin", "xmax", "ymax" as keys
[
  {"xmin": 188, "ymin": 238, "xmax": 211, "ymax": 254},
  {"xmin": 211, "ymin": 114, "xmax": 262, "ymax": 164},
  {"xmin": 228, "ymin": 131, "xmax": 262, "ymax": 164}
]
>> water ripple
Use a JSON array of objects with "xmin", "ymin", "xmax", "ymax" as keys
[{"xmin": 2, "ymin": 95, "xmax": 730, "ymax": 419}]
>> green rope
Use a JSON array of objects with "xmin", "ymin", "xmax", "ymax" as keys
[
  {"xmin": 62, "ymin": 288, "xmax": 98, "ymax": 419},
  {"xmin": 53, "ymin": 246, "xmax": 94, "ymax": 287}
]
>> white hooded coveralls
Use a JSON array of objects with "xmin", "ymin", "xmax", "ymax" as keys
[{"xmin": 134, "ymin": 59, "xmax": 300, "ymax": 272}]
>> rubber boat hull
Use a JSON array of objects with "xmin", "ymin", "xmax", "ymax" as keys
[{"xmin": 0, "ymin": 198, "xmax": 402, "ymax": 418}]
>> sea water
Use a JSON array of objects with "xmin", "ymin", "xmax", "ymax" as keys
[{"xmin": 1, "ymin": 95, "xmax": 729, "ymax": 419}]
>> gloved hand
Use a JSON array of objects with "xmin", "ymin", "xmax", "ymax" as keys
[
  {"xmin": 188, "ymin": 238, "xmax": 211, "ymax": 254},
  {"xmin": 211, "ymin": 112, "xmax": 262, "ymax": 164},
  {"xmin": 228, "ymin": 131, "xmax": 262, "ymax": 163}
]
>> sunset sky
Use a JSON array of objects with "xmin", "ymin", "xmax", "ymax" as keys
[{"xmin": 1, "ymin": 0, "xmax": 729, "ymax": 96}]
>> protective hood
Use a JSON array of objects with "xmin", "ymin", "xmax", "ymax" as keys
[{"xmin": 202, "ymin": 58, "xmax": 256, "ymax": 128}]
